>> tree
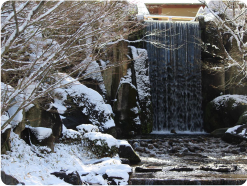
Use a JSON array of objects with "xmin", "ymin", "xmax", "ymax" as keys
[
  {"xmin": 200, "ymin": 0, "xmax": 247, "ymax": 90},
  {"xmin": 1, "ymin": 1, "xmax": 143, "ymax": 131}
]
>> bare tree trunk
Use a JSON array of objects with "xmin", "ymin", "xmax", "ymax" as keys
[{"xmin": 12, "ymin": 1, "xmax": 19, "ymax": 36}]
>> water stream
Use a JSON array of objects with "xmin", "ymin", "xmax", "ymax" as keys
[
  {"xmin": 146, "ymin": 21, "xmax": 203, "ymax": 132},
  {"xmin": 128, "ymin": 135, "xmax": 247, "ymax": 185}
]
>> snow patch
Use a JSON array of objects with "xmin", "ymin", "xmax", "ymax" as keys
[
  {"xmin": 62, "ymin": 125, "xmax": 82, "ymax": 139},
  {"xmin": 226, "ymin": 125, "xmax": 242, "ymax": 134},
  {"xmin": 1, "ymin": 131, "xmax": 131, "ymax": 185},
  {"xmin": 83, "ymin": 60, "xmax": 107, "ymax": 96},
  {"xmin": 130, "ymin": 46, "xmax": 151, "ymax": 103},
  {"xmin": 212, "ymin": 95, "xmax": 247, "ymax": 110},
  {"xmin": 84, "ymin": 132, "xmax": 119, "ymax": 148},
  {"xmin": 1, "ymin": 113, "xmax": 11, "ymax": 133},
  {"xmin": 27, "ymin": 126, "xmax": 52, "ymax": 141},
  {"xmin": 76, "ymin": 124, "xmax": 99, "ymax": 134}
]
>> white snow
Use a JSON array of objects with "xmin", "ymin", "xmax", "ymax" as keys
[
  {"xmin": 84, "ymin": 132, "xmax": 119, "ymax": 148},
  {"xmin": 1, "ymin": 131, "xmax": 131, "ymax": 185},
  {"xmin": 62, "ymin": 125, "xmax": 82, "ymax": 139},
  {"xmin": 226, "ymin": 125, "xmax": 247, "ymax": 138},
  {"xmin": 226, "ymin": 125, "xmax": 242, "ymax": 134},
  {"xmin": 27, "ymin": 126, "xmax": 52, "ymax": 142},
  {"xmin": 118, "ymin": 139, "xmax": 132, "ymax": 147},
  {"xmin": 76, "ymin": 124, "xmax": 99, "ymax": 134},
  {"xmin": 83, "ymin": 60, "xmax": 107, "ymax": 96},
  {"xmin": 212, "ymin": 94, "xmax": 247, "ymax": 110},
  {"xmin": 133, "ymin": 116, "xmax": 141, "ymax": 125},
  {"xmin": 1, "ymin": 113, "xmax": 11, "ymax": 133},
  {"xmin": 130, "ymin": 46, "xmax": 151, "ymax": 102},
  {"xmin": 49, "ymin": 73, "xmax": 115, "ymax": 130},
  {"xmin": 118, "ymin": 68, "xmax": 136, "ymax": 91}
]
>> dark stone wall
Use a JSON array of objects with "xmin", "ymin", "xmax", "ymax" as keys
[{"xmin": 199, "ymin": 16, "xmax": 247, "ymax": 131}]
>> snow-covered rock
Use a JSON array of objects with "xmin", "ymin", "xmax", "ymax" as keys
[
  {"xmin": 60, "ymin": 124, "xmax": 82, "ymax": 143},
  {"xmin": 48, "ymin": 73, "xmax": 115, "ymax": 132},
  {"xmin": 21, "ymin": 126, "xmax": 55, "ymax": 151},
  {"xmin": 222, "ymin": 124, "xmax": 247, "ymax": 144},
  {"xmin": 118, "ymin": 140, "xmax": 141, "ymax": 163},
  {"xmin": 1, "ymin": 131, "xmax": 131, "ymax": 185},
  {"xmin": 83, "ymin": 132, "xmax": 119, "ymax": 158},
  {"xmin": 27, "ymin": 126, "xmax": 52, "ymax": 142},
  {"xmin": 76, "ymin": 124, "xmax": 99, "ymax": 135},
  {"xmin": 205, "ymin": 94, "xmax": 247, "ymax": 132},
  {"xmin": 130, "ymin": 46, "xmax": 153, "ymax": 134}
]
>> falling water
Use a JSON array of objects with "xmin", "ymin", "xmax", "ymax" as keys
[{"xmin": 146, "ymin": 21, "xmax": 203, "ymax": 132}]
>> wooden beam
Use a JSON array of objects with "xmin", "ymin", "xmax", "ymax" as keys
[{"xmin": 144, "ymin": 15, "xmax": 195, "ymax": 21}]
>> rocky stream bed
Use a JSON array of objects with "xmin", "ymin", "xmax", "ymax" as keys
[{"xmin": 127, "ymin": 134, "xmax": 247, "ymax": 185}]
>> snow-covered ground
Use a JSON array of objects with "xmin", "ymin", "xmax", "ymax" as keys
[{"xmin": 1, "ymin": 131, "xmax": 131, "ymax": 185}]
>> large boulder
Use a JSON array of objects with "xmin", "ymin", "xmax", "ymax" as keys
[
  {"xmin": 200, "ymin": 18, "xmax": 247, "ymax": 128},
  {"xmin": 113, "ymin": 81, "xmax": 141, "ymax": 138},
  {"xmin": 204, "ymin": 95, "xmax": 247, "ymax": 132},
  {"xmin": 60, "ymin": 125, "xmax": 82, "ymax": 144},
  {"xmin": 222, "ymin": 124, "xmax": 247, "ymax": 144},
  {"xmin": 83, "ymin": 132, "xmax": 119, "ymax": 158},
  {"xmin": 51, "ymin": 170, "xmax": 82, "ymax": 185},
  {"xmin": 21, "ymin": 126, "xmax": 55, "ymax": 151},
  {"xmin": 25, "ymin": 104, "xmax": 62, "ymax": 142},
  {"xmin": 118, "ymin": 140, "xmax": 141, "ymax": 163},
  {"xmin": 50, "ymin": 73, "xmax": 116, "ymax": 134},
  {"xmin": 210, "ymin": 128, "xmax": 228, "ymax": 138}
]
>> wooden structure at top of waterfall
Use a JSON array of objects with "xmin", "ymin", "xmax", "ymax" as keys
[{"xmin": 144, "ymin": 0, "xmax": 205, "ymax": 21}]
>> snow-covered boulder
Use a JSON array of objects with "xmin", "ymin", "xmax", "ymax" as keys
[
  {"xmin": 204, "ymin": 95, "xmax": 247, "ymax": 132},
  {"xmin": 83, "ymin": 132, "xmax": 119, "ymax": 158},
  {"xmin": 60, "ymin": 125, "xmax": 82, "ymax": 143},
  {"xmin": 49, "ymin": 73, "xmax": 115, "ymax": 133},
  {"xmin": 25, "ymin": 104, "xmax": 63, "ymax": 141},
  {"xmin": 76, "ymin": 124, "xmax": 99, "ymax": 135},
  {"xmin": 21, "ymin": 126, "xmax": 55, "ymax": 151},
  {"xmin": 222, "ymin": 124, "xmax": 247, "ymax": 144},
  {"xmin": 118, "ymin": 140, "xmax": 141, "ymax": 163},
  {"xmin": 51, "ymin": 170, "xmax": 82, "ymax": 185},
  {"xmin": 27, "ymin": 126, "xmax": 52, "ymax": 142}
]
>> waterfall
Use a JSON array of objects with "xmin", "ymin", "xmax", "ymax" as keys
[{"xmin": 146, "ymin": 21, "xmax": 203, "ymax": 132}]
